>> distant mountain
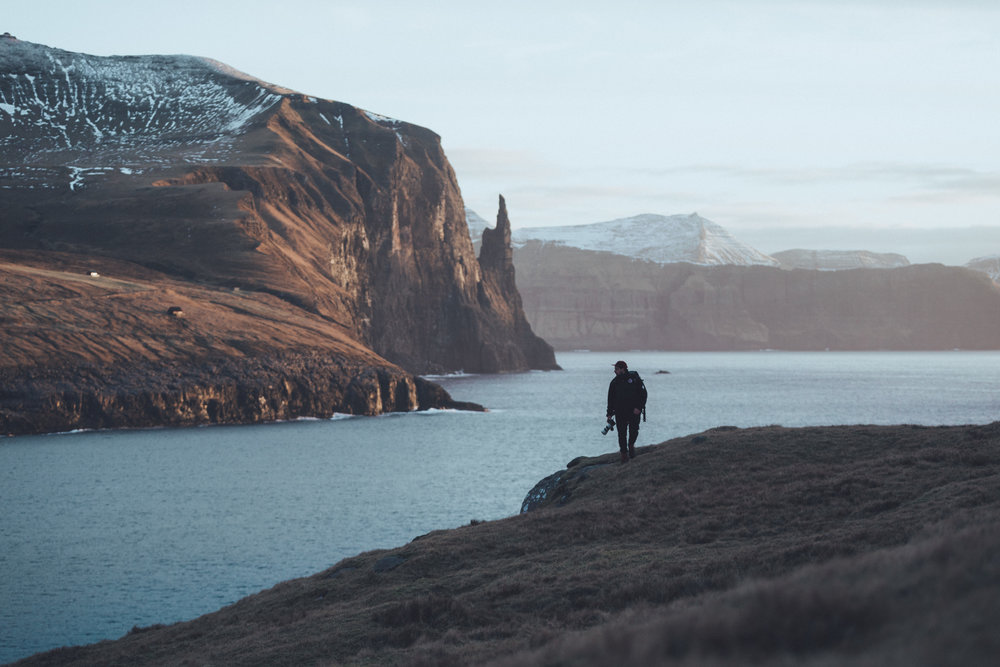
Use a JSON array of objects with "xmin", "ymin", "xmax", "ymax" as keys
[
  {"xmin": 513, "ymin": 243, "xmax": 1000, "ymax": 351},
  {"xmin": 966, "ymin": 255, "xmax": 1000, "ymax": 283},
  {"xmin": 509, "ymin": 213, "xmax": 779, "ymax": 266},
  {"xmin": 465, "ymin": 206, "xmax": 1000, "ymax": 351},
  {"xmin": 466, "ymin": 208, "xmax": 492, "ymax": 243},
  {"xmin": 772, "ymin": 249, "xmax": 910, "ymax": 271}
]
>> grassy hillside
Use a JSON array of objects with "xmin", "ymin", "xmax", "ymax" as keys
[{"xmin": 17, "ymin": 422, "xmax": 1000, "ymax": 666}]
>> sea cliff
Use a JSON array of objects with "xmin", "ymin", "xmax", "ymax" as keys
[{"xmin": 0, "ymin": 38, "xmax": 555, "ymax": 434}]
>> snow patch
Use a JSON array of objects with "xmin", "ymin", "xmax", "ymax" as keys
[
  {"xmin": 364, "ymin": 109, "xmax": 401, "ymax": 124},
  {"xmin": 67, "ymin": 166, "xmax": 84, "ymax": 191},
  {"xmin": 1, "ymin": 39, "xmax": 285, "ymax": 171}
]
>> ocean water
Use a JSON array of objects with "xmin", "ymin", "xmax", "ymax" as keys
[{"xmin": 1, "ymin": 351, "xmax": 998, "ymax": 663}]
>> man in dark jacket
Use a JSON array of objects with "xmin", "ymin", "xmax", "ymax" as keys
[{"xmin": 607, "ymin": 360, "xmax": 647, "ymax": 463}]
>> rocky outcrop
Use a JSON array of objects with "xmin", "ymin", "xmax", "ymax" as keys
[
  {"xmin": 474, "ymin": 196, "xmax": 559, "ymax": 372},
  {"xmin": 520, "ymin": 457, "xmax": 610, "ymax": 513},
  {"xmin": 514, "ymin": 243, "xmax": 1000, "ymax": 350},
  {"xmin": 0, "ymin": 251, "xmax": 484, "ymax": 436},
  {"xmin": 0, "ymin": 39, "xmax": 554, "ymax": 434},
  {"xmin": 0, "ymin": 352, "xmax": 482, "ymax": 436}
]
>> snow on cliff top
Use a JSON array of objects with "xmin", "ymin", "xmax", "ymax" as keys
[
  {"xmin": 1, "ymin": 37, "xmax": 418, "ymax": 173},
  {"xmin": 0, "ymin": 38, "xmax": 287, "ymax": 167},
  {"xmin": 506, "ymin": 213, "xmax": 778, "ymax": 267}
]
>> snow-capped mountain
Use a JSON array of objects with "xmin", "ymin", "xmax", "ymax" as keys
[
  {"xmin": 772, "ymin": 249, "xmax": 910, "ymax": 271},
  {"xmin": 966, "ymin": 255, "xmax": 1000, "ymax": 283},
  {"xmin": 507, "ymin": 213, "xmax": 778, "ymax": 267}
]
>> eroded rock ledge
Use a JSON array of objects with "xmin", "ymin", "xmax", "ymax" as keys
[{"xmin": 0, "ymin": 351, "xmax": 482, "ymax": 437}]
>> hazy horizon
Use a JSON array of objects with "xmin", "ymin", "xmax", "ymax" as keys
[
  {"xmin": 471, "ymin": 203, "xmax": 1000, "ymax": 266},
  {"xmin": 5, "ymin": 0, "xmax": 999, "ymax": 265}
]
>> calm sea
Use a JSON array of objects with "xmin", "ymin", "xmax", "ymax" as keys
[{"xmin": 2, "ymin": 351, "xmax": 998, "ymax": 663}]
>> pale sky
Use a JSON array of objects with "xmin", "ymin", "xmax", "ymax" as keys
[{"xmin": 5, "ymin": 0, "xmax": 1000, "ymax": 264}]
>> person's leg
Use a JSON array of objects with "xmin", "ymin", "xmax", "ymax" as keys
[
  {"xmin": 627, "ymin": 413, "xmax": 640, "ymax": 458},
  {"xmin": 615, "ymin": 411, "xmax": 629, "ymax": 462}
]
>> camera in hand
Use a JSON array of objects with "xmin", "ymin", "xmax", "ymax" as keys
[{"xmin": 601, "ymin": 417, "xmax": 615, "ymax": 435}]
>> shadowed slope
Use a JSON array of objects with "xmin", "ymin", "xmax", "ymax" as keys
[
  {"xmin": 17, "ymin": 422, "xmax": 1000, "ymax": 665},
  {"xmin": 514, "ymin": 243, "xmax": 1000, "ymax": 351}
]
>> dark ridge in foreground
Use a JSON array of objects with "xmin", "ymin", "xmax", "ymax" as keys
[{"xmin": 16, "ymin": 422, "xmax": 1000, "ymax": 666}]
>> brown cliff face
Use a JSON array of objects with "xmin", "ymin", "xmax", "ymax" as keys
[
  {"xmin": 0, "ymin": 251, "xmax": 481, "ymax": 436},
  {"xmin": 514, "ymin": 243, "xmax": 1000, "ymax": 350},
  {"xmin": 474, "ymin": 196, "xmax": 559, "ymax": 372},
  {"xmin": 0, "ymin": 40, "xmax": 552, "ymax": 434},
  {"xmin": 142, "ymin": 102, "xmax": 557, "ymax": 373}
]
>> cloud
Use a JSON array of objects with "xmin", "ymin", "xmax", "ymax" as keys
[
  {"xmin": 735, "ymin": 225, "xmax": 1000, "ymax": 266},
  {"xmin": 622, "ymin": 162, "xmax": 1000, "ymax": 202},
  {"xmin": 448, "ymin": 148, "xmax": 561, "ymax": 180}
]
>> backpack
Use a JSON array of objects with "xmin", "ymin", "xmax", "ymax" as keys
[{"xmin": 626, "ymin": 370, "xmax": 647, "ymax": 422}]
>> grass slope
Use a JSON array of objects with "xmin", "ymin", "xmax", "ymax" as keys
[{"xmin": 16, "ymin": 422, "xmax": 1000, "ymax": 666}]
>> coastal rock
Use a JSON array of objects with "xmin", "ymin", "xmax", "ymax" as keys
[
  {"xmin": 0, "ymin": 349, "xmax": 482, "ymax": 437},
  {"xmin": 520, "ymin": 459, "xmax": 610, "ymax": 513},
  {"xmin": 474, "ymin": 196, "xmax": 559, "ymax": 372},
  {"xmin": 0, "ymin": 39, "xmax": 554, "ymax": 433}
]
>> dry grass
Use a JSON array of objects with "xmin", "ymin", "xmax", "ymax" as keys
[{"xmin": 15, "ymin": 422, "xmax": 1000, "ymax": 666}]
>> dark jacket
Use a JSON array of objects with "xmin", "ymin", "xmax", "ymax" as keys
[{"xmin": 607, "ymin": 371, "xmax": 647, "ymax": 417}]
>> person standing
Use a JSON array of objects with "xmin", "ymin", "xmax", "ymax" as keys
[{"xmin": 607, "ymin": 360, "xmax": 647, "ymax": 463}]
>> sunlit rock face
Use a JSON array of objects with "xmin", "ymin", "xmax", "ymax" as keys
[{"xmin": 0, "ymin": 37, "xmax": 555, "ymax": 433}]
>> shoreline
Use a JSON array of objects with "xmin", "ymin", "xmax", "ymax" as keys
[{"xmin": 12, "ymin": 421, "xmax": 1000, "ymax": 666}]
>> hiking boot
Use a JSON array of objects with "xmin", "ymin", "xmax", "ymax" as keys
[
  {"xmin": 620, "ymin": 450, "xmax": 629, "ymax": 463},
  {"xmin": 628, "ymin": 444, "xmax": 636, "ymax": 459}
]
